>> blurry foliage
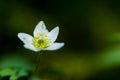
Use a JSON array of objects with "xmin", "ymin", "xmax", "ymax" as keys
[{"xmin": 0, "ymin": 54, "xmax": 34, "ymax": 80}]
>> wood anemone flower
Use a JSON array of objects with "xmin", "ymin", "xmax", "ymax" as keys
[{"xmin": 17, "ymin": 21, "xmax": 64, "ymax": 52}]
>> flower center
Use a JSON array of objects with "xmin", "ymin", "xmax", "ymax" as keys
[{"xmin": 33, "ymin": 33, "xmax": 51, "ymax": 48}]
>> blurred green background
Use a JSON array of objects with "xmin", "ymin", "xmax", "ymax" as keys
[{"xmin": 1, "ymin": 0, "xmax": 120, "ymax": 80}]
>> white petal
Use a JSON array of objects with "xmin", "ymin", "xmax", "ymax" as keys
[
  {"xmin": 44, "ymin": 43, "xmax": 64, "ymax": 50},
  {"xmin": 34, "ymin": 21, "xmax": 48, "ymax": 36},
  {"xmin": 17, "ymin": 33, "xmax": 33, "ymax": 45},
  {"xmin": 24, "ymin": 44, "xmax": 40, "ymax": 52},
  {"xmin": 47, "ymin": 27, "xmax": 59, "ymax": 42}
]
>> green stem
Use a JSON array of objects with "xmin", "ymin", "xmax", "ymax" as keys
[{"xmin": 34, "ymin": 51, "xmax": 43, "ymax": 74}]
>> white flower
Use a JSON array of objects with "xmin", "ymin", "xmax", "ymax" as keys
[{"xmin": 17, "ymin": 21, "xmax": 64, "ymax": 52}]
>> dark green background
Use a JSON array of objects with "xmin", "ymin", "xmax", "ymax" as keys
[{"xmin": 1, "ymin": 0, "xmax": 120, "ymax": 80}]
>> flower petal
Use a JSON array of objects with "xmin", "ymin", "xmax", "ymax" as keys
[
  {"xmin": 24, "ymin": 44, "xmax": 40, "ymax": 52},
  {"xmin": 47, "ymin": 27, "xmax": 59, "ymax": 42},
  {"xmin": 44, "ymin": 43, "xmax": 64, "ymax": 50},
  {"xmin": 34, "ymin": 21, "xmax": 48, "ymax": 36},
  {"xmin": 17, "ymin": 33, "xmax": 33, "ymax": 45}
]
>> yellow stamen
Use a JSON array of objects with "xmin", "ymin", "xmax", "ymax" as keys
[{"xmin": 33, "ymin": 33, "xmax": 51, "ymax": 48}]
